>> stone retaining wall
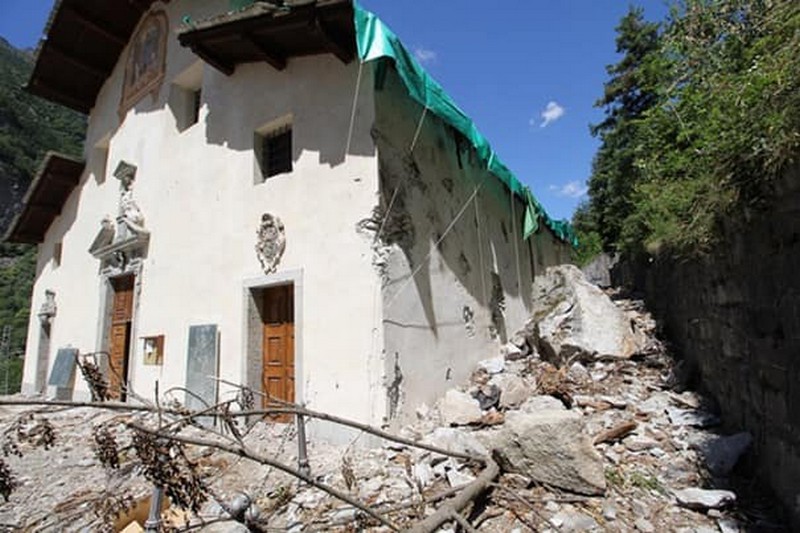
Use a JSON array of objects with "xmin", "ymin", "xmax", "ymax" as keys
[{"xmin": 619, "ymin": 162, "xmax": 800, "ymax": 524}]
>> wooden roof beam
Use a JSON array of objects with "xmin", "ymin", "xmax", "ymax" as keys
[
  {"xmin": 62, "ymin": 4, "xmax": 127, "ymax": 46},
  {"xmin": 314, "ymin": 16, "xmax": 353, "ymax": 64},
  {"xmin": 26, "ymin": 78, "xmax": 92, "ymax": 113},
  {"xmin": 244, "ymin": 34, "xmax": 287, "ymax": 71},
  {"xmin": 190, "ymin": 44, "xmax": 235, "ymax": 76},
  {"xmin": 46, "ymin": 44, "xmax": 107, "ymax": 79}
]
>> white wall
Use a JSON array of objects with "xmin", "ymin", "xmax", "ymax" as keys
[
  {"xmin": 22, "ymin": 0, "xmax": 385, "ymax": 433},
  {"xmin": 374, "ymin": 67, "xmax": 570, "ymax": 423}
]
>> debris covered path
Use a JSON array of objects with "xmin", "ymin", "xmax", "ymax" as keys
[{"xmin": 0, "ymin": 267, "xmax": 790, "ymax": 532}]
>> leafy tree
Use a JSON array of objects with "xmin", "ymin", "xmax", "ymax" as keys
[
  {"xmin": 583, "ymin": 0, "xmax": 800, "ymax": 257},
  {"xmin": 571, "ymin": 202, "xmax": 603, "ymax": 267},
  {"xmin": 586, "ymin": 7, "xmax": 662, "ymax": 252}
]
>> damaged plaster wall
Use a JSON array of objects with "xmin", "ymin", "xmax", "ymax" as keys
[
  {"xmin": 372, "ymin": 65, "xmax": 569, "ymax": 424},
  {"xmin": 21, "ymin": 0, "xmax": 385, "ymax": 443}
]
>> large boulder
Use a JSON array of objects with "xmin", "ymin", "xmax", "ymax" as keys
[
  {"xmin": 477, "ymin": 409, "xmax": 606, "ymax": 495},
  {"xmin": 523, "ymin": 264, "xmax": 644, "ymax": 365}
]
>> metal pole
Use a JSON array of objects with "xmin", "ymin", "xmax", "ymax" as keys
[
  {"xmin": 297, "ymin": 411, "xmax": 310, "ymax": 477},
  {"xmin": 143, "ymin": 486, "xmax": 164, "ymax": 532}
]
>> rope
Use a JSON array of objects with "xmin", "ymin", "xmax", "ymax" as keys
[
  {"xmin": 510, "ymin": 191, "xmax": 523, "ymax": 295},
  {"xmin": 385, "ymin": 182, "xmax": 484, "ymax": 311},
  {"xmin": 474, "ymin": 192, "xmax": 488, "ymax": 305},
  {"xmin": 345, "ymin": 61, "xmax": 364, "ymax": 155},
  {"xmin": 375, "ymin": 105, "xmax": 428, "ymax": 244},
  {"xmin": 409, "ymin": 106, "xmax": 428, "ymax": 152},
  {"xmin": 375, "ymin": 184, "xmax": 401, "ymax": 243}
]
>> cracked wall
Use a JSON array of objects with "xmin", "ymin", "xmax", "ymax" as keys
[{"xmin": 372, "ymin": 65, "xmax": 570, "ymax": 424}]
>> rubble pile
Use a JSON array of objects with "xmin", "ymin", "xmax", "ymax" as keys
[{"xmin": 0, "ymin": 265, "xmax": 789, "ymax": 531}]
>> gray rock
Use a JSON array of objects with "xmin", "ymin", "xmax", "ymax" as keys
[
  {"xmin": 529, "ymin": 265, "xmax": 645, "ymax": 366},
  {"xmin": 479, "ymin": 409, "xmax": 606, "ymax": 495},
  {"xmin": 567, "ymin": 362, "xmax": 591, "ymax": 383},
  {"xmin": 718, "ymin": 517, "xmax": 741, "ymax": 533},
  {"xmin": 439, "ymin": 390, "xmax": 483, "ymax": 426},
  {"xmin": 581, "ymin": 253, "xmax": 618, "ymax": 288},
  {"xmin": 702, "ymin": 432, "xmax": 752, "ymax": 476},
  {"xmin": 550, "ymin": 510, "xmax": 599, "ymax": 532},
  {"xmin": 674, "ymin": 487, "xmax": 736, "ymax": 510},
  {"xmin": 501, "ymin": 342, "xmax": 525, "ymax": 360},
  {"xmin": 624, "ymin": 435, "xmax": 659, "ymax": 452},
  {"xmin": 422, "ymin": 427, "xmax": 488, "ymax": 457},
  {"xmin": 634, "ymin": 517, "xmax": 655, "ymax": 532},
  {"xmin": 478, "ymin": 356, "xmax": 505, "ymax": 374},
  {"xmin": 446, "ymin": 468, "xmax": 476, "ymax": 487},
  {"xmin": 666, "ymin": 406, "xmax": 720, "ymax": 428},
  {"xmin": 602, "ymin": 502, "xmax": 617, "ymax": 520},
  {"xmin": 472, "ymin": 384, "xmax": 501, "ymax": 410},
  {"xmin": 412, "ymin": 462, "xmax": 433, "ymax": 488},
  {"xmin": 490, "ymin": 374, "xmax": 532, "ymax": 409},
  {"xmin": 518, "ymin": 395, "xmax": 566, "ymax": 412}
]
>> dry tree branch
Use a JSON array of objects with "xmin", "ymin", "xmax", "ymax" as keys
[
  {"xmin": 128, "ymin": 421, "xmax": 399, "ymax": 531},
  {"xmin": 0, "ymin": 399, "xmax": 482, "ymax": 463},
  {"xmin": 407, "ymin": 457, "xmax": 500, "ymax": 533},
  {"xmin": 235, "ymin": 406, "xmax": 484, "ymax": 463}
]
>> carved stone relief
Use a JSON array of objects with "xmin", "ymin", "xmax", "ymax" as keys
[
  {"xmin": 256, "ymin": 213, "xmax": 286, "ymax": 275},
  {"xmin": 89, "ymin": 160, "xmax": 149, "ymax": 272},
  {"xmin": 38, "ymin": 290, "xmax": 57, "ymax": 325}
]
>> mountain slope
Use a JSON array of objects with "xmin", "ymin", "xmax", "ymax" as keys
[{"xmin": 0, "ymin": 37, "xmax": 86, "ymax": 388}]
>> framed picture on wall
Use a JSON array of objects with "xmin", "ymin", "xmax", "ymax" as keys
[{"xmin": 142, "ymin": 335, "xmax": 164, "ymax": 366}]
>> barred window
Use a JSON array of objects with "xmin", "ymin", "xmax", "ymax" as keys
[{"xmin": 257, "ymin": 126, "xmax": 292, "ymax": 180}]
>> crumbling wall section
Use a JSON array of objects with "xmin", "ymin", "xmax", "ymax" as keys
[
  {"xmin": 372, "ymin": 65, "xmax": 569, "ymax": 424},
  {"xmin": 630, "ymin": 162, "xmax": 800, "ymax": 523}
]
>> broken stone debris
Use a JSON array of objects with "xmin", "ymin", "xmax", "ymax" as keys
[
  {"xmin": 439, "ymin": 389, "xmax": 483, "ymax": 426},
  {"xmin": 479, "ymin": 409, "xmax": 606, "ymax": 495},
  {"xmin": 0, "ymin": 266, "xmax": 786, "ymax": 532},
  {"xmin": 701, "ymin": 432, "xmax": 753, "ymax": 476},
  {"xmin": 526, "ymin": 264, "xmax": 646, "ymax": 365},
  {"xmin": 674, "ymin": 487, "xmax": 737, "ymax": 510}
]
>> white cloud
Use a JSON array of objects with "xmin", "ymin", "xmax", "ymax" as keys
[
  {"xmin": 550, "ymin": 180, "xmax": 588, "ymax": 198},
  {"xmin": 414, "ymin": 47, "xmax": 437, "ymax": 64},
  {"xmin": 538, "ymin": 101, "xmax": 566, "ymax": 128}
]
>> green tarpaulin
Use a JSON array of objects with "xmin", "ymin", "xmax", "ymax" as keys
[{"xmin": 353, "ymin": 2, "xmax": 577, "ymax": 247}]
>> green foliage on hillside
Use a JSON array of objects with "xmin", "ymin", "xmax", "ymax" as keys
[
  {"xmin": 577, "ymin": 0, "xmax": 800, "ymax": 258},
  {"xmin": 0, "ymin": 37, "xmax": 86, "ymax": 378},
  {"xmin": 0, "ymin": 39, "xmax": 84, "ymax": 186}
]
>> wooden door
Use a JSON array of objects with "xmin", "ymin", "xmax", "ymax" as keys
[
  {"xmin": 262, "ymin": 284, "xmax": 295, "ymax": 420},
  {"xmin": 108, "ymin": 275, "xmax": 134, "ymax": 400}
]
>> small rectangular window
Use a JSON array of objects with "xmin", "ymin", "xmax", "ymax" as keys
[
  {"xmin": 257, "ymin": 126, "xmax": 293, "ymax": 180},
  {"xmin": 53, "ymin": 242, "xmax": 62, "ymax": 267},
  {"xmin": 190, "ymin": 89, "xmax": 201, "ymax": 126}
]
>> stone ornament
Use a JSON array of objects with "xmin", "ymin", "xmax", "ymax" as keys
[
  {"xmin": 256, "ymin": 213, "xmax": 286, "ymax": 275},
  {"xmin": 113, "ymin": 161, "xmax": 149, "ymax": 239},
  {"xmin": 89, "ymin": 160, "xmax": 150, "ymax": 270},
  {"xmin": 38, "ymin": 290, "xmax": 57, "ymax": 325}
]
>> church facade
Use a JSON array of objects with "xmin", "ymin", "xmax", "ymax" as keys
[{"xmin": 8, "ymin": 0, "xmax": 570, "ymax": 439}]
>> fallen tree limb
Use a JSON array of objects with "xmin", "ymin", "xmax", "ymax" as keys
[
  {"xmin": 128, "ymin": 422, "xmax": 398, "ymax": 531},
  {"xmin": 406, "ymin": 457, "xmax": 500, "ymax": 533},
  {"xmin": 450, "ymin": 510, "xmax": 479, "ymax": 533},
  {"xmin": 236, "ymin": 406, "xmax": 484, "ymax": 463},
  {"xmin": 592, "ymin": 420, "xmax": 638, "ymax": 445},
  {"xmin": 0, "ymin": 398, "xmax": 482, "ymax": 463}
]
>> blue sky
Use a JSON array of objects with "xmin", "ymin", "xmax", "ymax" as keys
[{"xmin": 0, "ymin": 0, "xmax": 669, "ymax": 221}]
